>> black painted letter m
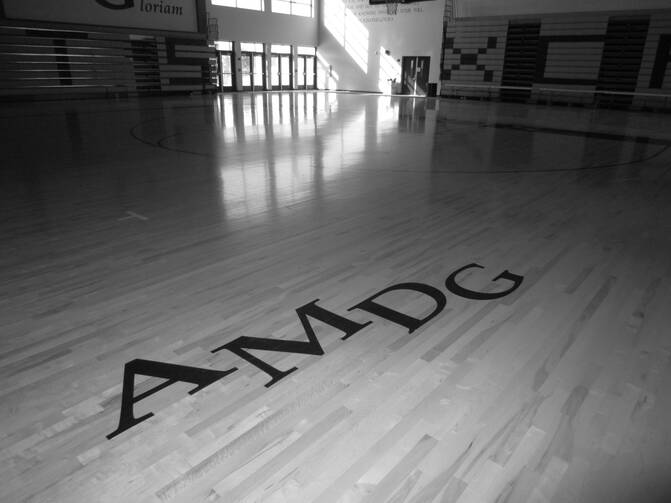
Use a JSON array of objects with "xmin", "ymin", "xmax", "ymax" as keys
[{"xmin": 211, "ymin": 299, "xmax": 371, "ymax": 387}]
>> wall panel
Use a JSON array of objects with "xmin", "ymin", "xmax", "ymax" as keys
[
  {"xmin": 636, "ymin": 11, "xmax": 671, "ymax": 108},
  {"xmin": 0, "ymin": 25, "xmax": 215, "ymax": 99},
  {"xmin": 442, "ymin": 18, "xmax": 507, "ymax": 98},
  {"xmin": 440, "ymin": 9, "xmax": 671, "ymax": 110}
]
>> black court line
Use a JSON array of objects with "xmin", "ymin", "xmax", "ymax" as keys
[
  {"xmin": 129, "ymin": 112, "xmax": 671, "ymax": 174},
  {"xmin": 129, "ymin": 119, "xmax": 171, "ymax": 149},
  {"xmin": 431, "ymin": 144, "xmax": 670, "ymax": 174},
  {"xmin": 477, "ymin": 121, "xmax": 671, "ymax": 146},
  {"xmin": 434, "ymin": 117, "xmax": 671, "ymax": 146}
]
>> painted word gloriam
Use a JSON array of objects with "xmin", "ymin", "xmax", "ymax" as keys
[
  {"xmin": 107, "ymin": 263, "xmax": 523, "ymax": 439},
  {"xmin": 95, "ymin": 0, "xmax": 184, "ymax": 15}
]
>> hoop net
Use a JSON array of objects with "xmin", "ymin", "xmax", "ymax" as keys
[{"xmin": 385, "ymin": 0, "xmax": 398, "ymax": 15}]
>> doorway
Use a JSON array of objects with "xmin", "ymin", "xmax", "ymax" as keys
[
  {"xmin": 271, "ymin": 53, "xmax": 292, "ymax": 90},
  {"xmin": 401, "ymin": 56, "xmax": 430, "ymax": 96},
  {"xmin": 217, "ymin": 51, "xmax": 235, "ymax": 91},
  {"xmin": 295, "ymin": 54, "xmax": 316, "ymax": 89},
  {"xmin": 240, "ymin": 52, "xmax": 265, "ymax": 91}
]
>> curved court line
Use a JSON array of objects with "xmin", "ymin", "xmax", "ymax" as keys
[
  {"xmin": 473, "ymin": 120, "xmax": 671, "ymax": 146},
  {"xmin": 430, "ymin": 144, "xmax": 671, "ymax": 175},
  {"xmin": 130, "ymin": 116, "xmax": 218, "ymax": 157},
  {"xmin": 128, "ymin": 113, "xmax": 671, "ymax": 174},
  {"xmin": 129, "ymin": 119, "xmax": 164, "ymax": 148},
  {"xmin": 156, "ymin": 132, "xmax": 214, "ymax": 157}
]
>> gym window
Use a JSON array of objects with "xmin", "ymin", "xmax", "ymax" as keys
[
  {"xmin": 212, "ymin": 0, "xmax": 263, "ymax": 12},
  {"xmin": 271, "ymin": 0, "xmax": 313, "ymax": 17}
]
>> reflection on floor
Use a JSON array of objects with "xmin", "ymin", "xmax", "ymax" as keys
[{"xmin": 2, "ymin": 92, "xmax": 671, "ymax": 503}]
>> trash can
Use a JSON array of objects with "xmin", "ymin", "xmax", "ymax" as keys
[{"xmin": 427, "ymin": 82, "xmax": 437, "ymax": 97}]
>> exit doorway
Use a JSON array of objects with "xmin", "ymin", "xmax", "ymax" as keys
[
  {"xmin": 296, "ymin": 54, "xmax": 316, "ymax": 89},
  {"xmin": 217, "ymin": 51, "xmax": 235, "ymax": 91},
  {"xmin": 401, "ymin": 56, "xmax": 430, "ymax": 96},
  {"xmin": 240, "ymin": 52, "xmax": 265, "ymax": 91},
  {"xmin": 271, "ymin": 54, "xmax": 292, "ymax": 90}
]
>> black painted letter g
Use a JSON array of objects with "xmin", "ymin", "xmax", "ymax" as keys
[{"xmin": 95, "ymin": 0, "xmax": 134, "ymax": 9}]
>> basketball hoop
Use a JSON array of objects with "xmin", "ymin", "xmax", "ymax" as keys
[{"xmin": 385, "ymin": 0, "xmax": 398, "ymax": 15}]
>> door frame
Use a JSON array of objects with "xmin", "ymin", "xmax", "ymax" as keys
[
  {"xmin": 295, "ymin": 54, "xmax": 316, "ymax": 90},
  {"xmin": 271, "ymin": 52, "xmax": 293, "ymax": 90},
  {"xmin": 401, "ymin": 56, "xmax": 430, "ymax": 96},
  {"xmin": 217, "ymin": 50, "xmax": 235, "ymax": 92},
  {"xmin": 240, "ymin": 51, "xmax": 266, "ymax": 91}
]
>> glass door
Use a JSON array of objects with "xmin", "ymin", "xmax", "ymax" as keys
[
  {"xmin": 253, "ymin": 53, "xmax": 265, "ymax": 91},
  {"xmin": 295, "ymin": 55, "xmax": 315, "ymax": 89},
  {"xmin": 271, "ymin": 54, "xmax": 292, "ymax": 90},
  {"xmin": 271, "ymin": 44, "xmax": 292, "ymax": 90},
  {"xmin": 218, "ymin": 51, "xmax": 235, "ymax": 91},
  {"xmin": 271, "ymin": 55, "xmax": 280, "ymax": 88},
  {"xmin": 241, "ymin": 53, "xmax": 253, "ymax": 90},
  {"xmin": 297, "ymin": 56, "xmax": 305, "ymax": 88},
  {"xmin": 240, "ymin": 43, "xmax": 266, "ymax": 91},
  {"xmin": 280, "ymin": 54, "xmax": 291, "ymax": 89},
  {"xmin": 214, "ymin": 41, "xmax": 235, "ymax": 92},
  {"xmin": 240, "ymin": 52, "xmax": 266, "ymax": 91}
]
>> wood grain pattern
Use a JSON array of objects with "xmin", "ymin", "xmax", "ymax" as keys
[{"xmin": 2, "ymin": 91, "xmax": 671, "ymax": 502}]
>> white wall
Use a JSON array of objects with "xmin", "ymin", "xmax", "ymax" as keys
[
  {"xmin": 208, "ymin": 0, "xmax": 318, "ymax": 45},
  {"xmin": 455, "ymin": 0, "xmax": 671, "ymax": 18},
  {"xmin": 317, "ymin": 0, "xmax": 444, "ymax": 93}
]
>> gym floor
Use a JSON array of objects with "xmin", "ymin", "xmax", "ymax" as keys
[{"xmin": 2, "ymin": 91, "xmax": 671, "ymax": 502}]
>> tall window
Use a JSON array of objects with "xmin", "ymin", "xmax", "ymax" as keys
[
  {"xmin": 271, "ymin": 0, "xmax": 312, "ymax": 17},
  {"xmin": 212, "ymin": 0, "xmax": 263, "ymax": 11},
  {"xmin": 214, "ymin": 41, "xmax": 233, "ymax": 51},
  {"xmin": 270, "ymin": 44, "xmax": 291, "ymax": 54},
  {"xmin": 240, "ymin": 42, "xmax": 264, "ymax": 53}
]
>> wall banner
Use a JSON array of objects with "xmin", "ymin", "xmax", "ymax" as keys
[{"xmin": 2, "ymin": 0, "xmax": 199, "ymax": 33}]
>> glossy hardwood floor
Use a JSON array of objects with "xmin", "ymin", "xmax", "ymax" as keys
[{"xmin": 2, "ymin": 91, "xmax": 671, "ymax": 503}]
